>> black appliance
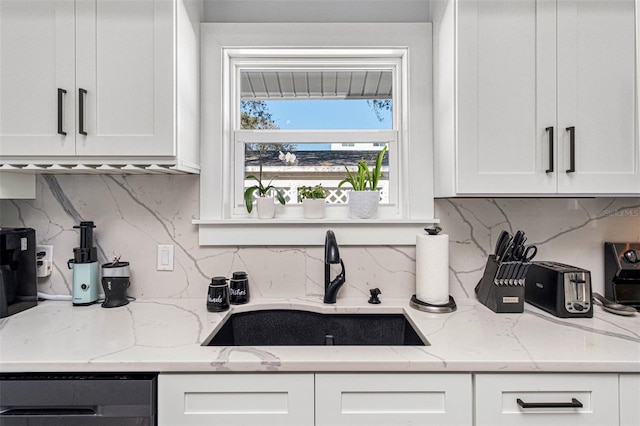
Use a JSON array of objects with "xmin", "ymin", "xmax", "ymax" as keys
[
  {"xmin": 0, "ymin": 373, "xmax": 157, "ymax": 425},
  {"xmin": 101, "ymin": 261, "xmax": 130, "ymax": 308},
  {"xmin": 605, "ymin": 242, "xmax": 640, "ymax": 311},
  {"xmin": 0, "ymin": 228, "xmax": 37, "ymax": 318},
  {"xmin": 524, "ymin": 261, "xmax": 593, "ymax": 318}
]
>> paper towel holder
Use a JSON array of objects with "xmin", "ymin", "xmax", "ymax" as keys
[
  {"xmin": 411, "ymin": 227, "xmax": 456, "ymax": 313},
  {"xmin": 410, "ymin": 294, "xmax": 457, "ymax": 313}
]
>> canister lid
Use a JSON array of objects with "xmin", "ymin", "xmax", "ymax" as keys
[
  {"xmin": 231, "ymin": 271, "xmax": 248, "ymax": 280},
  {"xmin": 210, "ymin": 276, "xmax": 228, "ymax": 286}
]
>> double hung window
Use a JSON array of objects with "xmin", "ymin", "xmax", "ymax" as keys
[
  {"xmin": 233, "ymin": 56, "xmax": 400, "ymax": 218},
  {"xmin": 199, "ymin": 23, "xmax": 435, "ymax": 245}
]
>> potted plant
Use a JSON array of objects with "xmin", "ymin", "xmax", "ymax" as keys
[
  {"xmin": 244, "ymin": 161, "xmax": 286, "ymax": 219},
  {"xmin": 338, "ymin": 145, "xmax": 387, "ymax": 219},
  {"xmin": 297, "ymin": 184, "xmax": 327, "ymax": 219}
]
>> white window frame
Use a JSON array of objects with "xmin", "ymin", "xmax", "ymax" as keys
[
  {"xmin": 231, "ymin": 54, "xmax": 401, "ymax": 218},
  {"xmin": 197, "ymin": 23, "xmax": 436, "ymax": 245}
]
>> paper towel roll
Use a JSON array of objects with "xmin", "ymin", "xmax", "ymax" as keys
[{"xmin": 416, "ymin": 233, "xmax": 449, "ymax": 305}]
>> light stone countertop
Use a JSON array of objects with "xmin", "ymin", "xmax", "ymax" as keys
[{"xmin": 0, "ymin": 297, "xmax": 638, "ymax": 373}]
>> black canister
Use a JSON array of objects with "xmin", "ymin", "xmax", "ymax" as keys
[
  {"xmin": 229, "ymin": 271, "xmax": 250, "ymax": 305},
  {"xmin": 207, "ymin": 276, "xmax": 229, "ymax": 312}
]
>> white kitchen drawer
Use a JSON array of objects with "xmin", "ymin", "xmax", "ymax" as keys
[
  {"xmin": 158, "ymin": 373, "xmax": 314, "ymax": 426},
  {"xmin": 315, "ymin": 373, "xmax": 472, "ymax": 426},
  {"xmin": 475, "ymin": 373, "xmax": 619, "ymax": 426}
]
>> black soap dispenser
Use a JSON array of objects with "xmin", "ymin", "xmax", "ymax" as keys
[{"xmin": 207, "ymin": 276, "xmax": 230, "ymax": 312}]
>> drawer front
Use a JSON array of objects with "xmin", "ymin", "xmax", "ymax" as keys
[
  {"xmin": 316, "ymin": 373, "xmax": 472, "ymax": 426},
  {"xmin": 475, "ymin": 373, "xmax": 619, "ymax": 426},
  {"xmin": 158, "ymin": 373, "xmax": 314, "ymax": 426}
]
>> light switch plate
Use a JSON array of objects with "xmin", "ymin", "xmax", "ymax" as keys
[{"xmin": 157, "ymin": 244, "xmax": 174, "ymax": 271}]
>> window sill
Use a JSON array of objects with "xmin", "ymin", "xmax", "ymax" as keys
[{"xmin": 194, "ymin": 218, "xmax": 439, "ymax": 246}]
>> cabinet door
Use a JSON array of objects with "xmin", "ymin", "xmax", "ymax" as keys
[
  {"xmin": 75, "ymin": 0, "xmax": 175, "ymax": 157},
  {"xmin": 456, "ymin": 0, "xmax": 557, "ymax": 194},
  {"xmin": 557, "ymin": 0, "xmax": 639, "ymax": 194},
  {"xmin": 315, "ymin": 373, "xmax": 472, "ymax": 426},
  {"xmin": 157, "ymin": 373, "xmax": 314, "ymax": 426},
  {"xmin": 620, "ymin": 374, "xmax": 640, "ymax": 426},
  {"xmin": 0, "ymin": 0, "xmax": 75, "ymax": 156},
  {"xmin": 475, "ymin": 373, "xmax": 619, "ymax": 426}
]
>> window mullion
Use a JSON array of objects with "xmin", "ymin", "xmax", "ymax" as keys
[{"xmin": 234, "ymin": 130, "xmax": 397, "ymax": 145}]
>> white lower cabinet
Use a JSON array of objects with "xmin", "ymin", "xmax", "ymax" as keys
[
  {"xmin": 158, "ymin": 373, "xmax": 315, "ymax": 426},
  {"xmin": 159, "ymin": 372, "xmax": 632, "ymax": 426},
  {"xmin": 158, "ymin": 373, "xmax": 472, "ymax": 426},
  {"xmin": 316, "ymin": 373, "xmax": 472, "ymax": 426},
  {"xmin": 475, "ymin": 373, "xmax": 619, "ymax": 426},
  {"xmin": 620, "ymin": 374, "xmax": 640, "ymax": 426}
]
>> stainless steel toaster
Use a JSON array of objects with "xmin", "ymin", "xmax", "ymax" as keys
[{"xmin": 524, "ymin": 261, "xmax": 593, "ymax": 318}]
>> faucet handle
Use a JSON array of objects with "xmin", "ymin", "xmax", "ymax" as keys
[{"xmin": 368, "ymin": 288, "xmax": 382, "ymax": 304}]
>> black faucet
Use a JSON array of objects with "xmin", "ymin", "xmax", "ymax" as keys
[{"xmin": 324, "ymin": 230, "xmax": 346, "ymax": 304}]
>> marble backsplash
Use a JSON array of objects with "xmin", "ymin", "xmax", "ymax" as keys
[{"xmin": 1, "ymin": 175, "xmax": 638, "ymax": 302}]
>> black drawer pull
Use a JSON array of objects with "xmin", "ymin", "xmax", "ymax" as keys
[
  {"xmin": 545, "ymin": 126, "xmax": 554, "ymax": 173},
  {"xmin": 0, "ymin": 406, "xmax": 97, "ymax": 416},
  {"xmin": 566, "ymin": 126, "xmax": 575, "ymax": 173},
  {"xmin": 517, "ymin": 398, "xmax": 583, "ymax": 409},
  {"xmin": 57, "ymin": 88, "xmax": 67, "ymax": 135},
  {"xmin": 79, "ymin": 88, "xmax": 88, "ymax": 135}
]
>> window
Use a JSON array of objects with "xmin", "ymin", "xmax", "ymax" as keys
[
  {"xmin": 235, "ymin": 63, "xmax": 398, "ymax": 216},
  {"xmin": 198, "ymin": 23, "xmax": 435, "ymax": 245}
]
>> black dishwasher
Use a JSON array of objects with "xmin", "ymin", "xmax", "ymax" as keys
[{"xmin": 0, "ymin": 373, "xmax": 157, "ymax": 425}]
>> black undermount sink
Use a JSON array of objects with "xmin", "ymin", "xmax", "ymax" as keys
[{"xmin": 203, "ymin": 309, "xmax": 429, "ymax": 346}]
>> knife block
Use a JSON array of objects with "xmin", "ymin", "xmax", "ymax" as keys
[{"xmin": 475, "ymin": 255, "xmax": 525, "ymax": 313}]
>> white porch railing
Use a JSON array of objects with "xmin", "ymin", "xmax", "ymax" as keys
[{"xmin": 245, "ymin": 179, "xmax": 389, "ymax": 204}]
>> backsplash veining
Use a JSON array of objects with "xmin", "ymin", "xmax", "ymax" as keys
[{"xmin": 1, "ymin": 175, "xmax": 638, "ymax": 300}]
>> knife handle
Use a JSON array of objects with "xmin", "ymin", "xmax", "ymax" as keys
[
  {"xmin": 566, "ymin": 126, "xmax": 575, "ymax": 173},
  {"xmin": 545, "ymin": 127, "xmax": 554, "ymax": 173}
]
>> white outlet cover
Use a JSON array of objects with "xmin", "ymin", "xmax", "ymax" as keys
[
  {"xmin": 157, "ymin": 244, "xmax": 174, "ymax": 271},
  {"xmin": 36, "ymin": 245, "xmax": 54, "ymax": 277}
]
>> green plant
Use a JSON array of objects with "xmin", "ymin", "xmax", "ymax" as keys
[
  {"xmin": 338, "ymin": 145, "xmax": 388, "ymax": 191},
  {"xmin": 243, "ymin": 161, "xmax": 286, "ymax": 213},
  {"xmin": 297, "ymin": 184, "xmax": 327, "ymax": 202}
]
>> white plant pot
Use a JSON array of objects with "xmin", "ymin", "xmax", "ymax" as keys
[
  {"xmin": 302, "ymin": 198, "xmax": 326, "ymax": 219},
  {"xmin": 347, "ymin": 190, "xmax": 380, "ymax": 219},
  {"xmin": 256, "ymin": 196, "xmax": 276, "ymax": 219}
]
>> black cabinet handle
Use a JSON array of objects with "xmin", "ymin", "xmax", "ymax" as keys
[
  {"xmin": 0, "ymin": 407, "xmax": 97, "ymax": 416},
  {"xmin": 79, "ymin": 88, "xmax": 87, "ymax": 135},
  {"xmin": 517, "ymin": 398, "xmax": 583, "ymax": 409},
  {"xmin": 545, "ymin": 126, "xmax": 554, "ymax": 173},
  {"xmin": 566, "ymin": 126, "xmax": 575, "ymax": 173},
  {"xmin": 57, "ymin": 88, "xmax": 67, "ymax": 135}
]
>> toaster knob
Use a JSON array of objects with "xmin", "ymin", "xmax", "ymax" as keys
[
  {"xmin": 623, "ymin": 250, "xmax": 639, "ymax": 264},
  {"xmin": 572, "ymin": 303, "xmax": 585, "ymax": 312}
]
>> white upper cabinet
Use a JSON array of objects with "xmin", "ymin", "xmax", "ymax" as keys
[
  {"xmin": 74, "ymin": 0, "xmax": 174, "ymax": 156},
  {"xmin": 0, "ymin": 0, "xmax": 76, "ymax": 156},
  {"xmin": 556, "ymin": 0, "xmax": 637, "ymax": 193},
  {"xmin": 433, "ymin": 0, "xmax": 640, "ymax": 196},
  {"xmin": 0, "ymin": 0, "xmax": 201, "ymax": 171},
  {"xmin": 455, "ymin": 0, "xmax": 557, "ymax": 194}
]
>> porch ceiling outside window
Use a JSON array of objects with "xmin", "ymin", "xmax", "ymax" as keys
[{"xmin": 241, "ymin": 70, "xmax": 393, "ymax": 100}]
